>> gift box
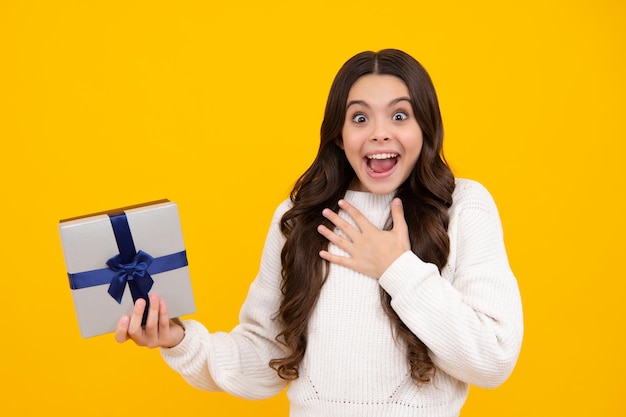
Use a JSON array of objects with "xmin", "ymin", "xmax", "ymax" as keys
[{"xmin": 59, "ymin": 199, "xmax": 195, "ymax": 338}]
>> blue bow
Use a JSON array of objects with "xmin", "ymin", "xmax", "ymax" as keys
[{"xmin": 106, "ymin": 250, "xmax": 154, "ymax": 304}]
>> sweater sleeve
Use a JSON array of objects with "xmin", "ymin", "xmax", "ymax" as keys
[
  {"xmin": 159, "ymin": 201, "xmax": 291, "ymax": 400},
  {"xmin": 378, "ymin": 180, "xmax": 523, "ymax": 388}
]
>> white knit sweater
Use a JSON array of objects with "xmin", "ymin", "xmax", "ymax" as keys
[{"xmin": 161, "ymin": 179, "xmax": 524, "ymax": 417}]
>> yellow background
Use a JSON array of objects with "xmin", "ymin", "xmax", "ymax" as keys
[{"xmin": 1, "ymin": 1, "xmax": 624, "ymax": 415}]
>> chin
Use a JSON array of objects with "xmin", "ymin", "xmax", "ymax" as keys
[
  {"xmin": 369, "ymin": 187, "xmax": 398, "ymax": 195},
  {"xmin": 357, "ymin": 180, "xmax": 400, "ymax": 195}
]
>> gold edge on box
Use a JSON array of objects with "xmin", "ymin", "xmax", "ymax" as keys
[{"xmin": 59, "ymin": 199, "xmax": 171, "ymax": 223}]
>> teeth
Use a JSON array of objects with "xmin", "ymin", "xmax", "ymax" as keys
[{"xmin": 367, "ymin": 153, "xmax": 398, "ymax": 160}]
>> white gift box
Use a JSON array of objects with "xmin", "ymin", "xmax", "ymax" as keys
[{"xmin": 59, "ymin": 200, "xmax": 195, "ymax": 338}]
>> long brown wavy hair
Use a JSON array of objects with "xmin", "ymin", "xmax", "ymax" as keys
[{"xmin": 269, "ymin": 49, "xmax": 455, "ymax": 385}]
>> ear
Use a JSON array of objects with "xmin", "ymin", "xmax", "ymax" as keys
[{"xmin": 335, "ymin": 137, "xmax": 344, "ymax": 150}]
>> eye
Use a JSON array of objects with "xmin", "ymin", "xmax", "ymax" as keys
[
  {"xmin": 392, "ymin": 111, "xmax": 408, "ymax": 121},
  {"xmin": 351, "ymin": 112, "xmax": 368, "ymax": 124}
]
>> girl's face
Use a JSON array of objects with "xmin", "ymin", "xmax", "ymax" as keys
[{"xmin": 340, "ymin": 74, "xmax": 423, "ymax": 194}]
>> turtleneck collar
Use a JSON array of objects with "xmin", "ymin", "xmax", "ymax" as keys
[{"xmin": 341, "ymin": 190, "xmax": 396, "ymax": 229}]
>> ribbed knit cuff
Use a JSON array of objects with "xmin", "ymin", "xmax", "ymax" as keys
[
  {"xmin": 378, "ymin": 250, "xmax": 436, "ymax": 298},
  {"xmin": 160, "ymin": 319, "xmax": 208, "ymax": 359}
]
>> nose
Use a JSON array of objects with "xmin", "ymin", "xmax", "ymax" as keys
[
  {"xmin": 372, "ymin": 123, "xmax": 390, "ymax": 142},
  {"xmin": 371, "ymin": 119, "xmax": 390, "ymax": 142}
]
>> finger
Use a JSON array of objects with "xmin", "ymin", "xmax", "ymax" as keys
[
  {"xmin": 143, "ymin": 293, "xmax": 161, "ymax": 339},
  {"xmin": 391, "ymin": 198, "xmax": 411, "ymax": 253},
  {"xmin": 127, "ymin": 298, "xmax": 147, "ymax": 341},
  {"xmin": 319, "ymin": 249, "xmax": 355, "ymax": 270},
  {"xmin": 317, "ymin": 224, "xmax": 353, "ymax": 251},
  {"xmin": 114, "ymin": 316, "xmax": 130, "ymax": 343},
  {"xmin": 337, "ymin": 199, "xmax": 374, "ymax": 232},
  {"xmin": 322, "ymin": 208, "xmax": 361, "ymax": 241},
  {"xmin": 158, "ymin": 298, "xmax": 170, "ymax": 335},
  {"xmin": 390, "ymin": 198, "xmax": 408, "ymax": 234}
]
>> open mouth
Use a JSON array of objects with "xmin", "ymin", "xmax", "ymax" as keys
[{"xmin": 366, "ymin": 153, "xmax": 399, "ymax": 173}]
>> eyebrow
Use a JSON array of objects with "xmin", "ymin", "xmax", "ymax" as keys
[{"xmin": 346, "ymin": 96, "xmax": 412, "ymax": 109}]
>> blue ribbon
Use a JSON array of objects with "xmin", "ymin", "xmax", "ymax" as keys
[
  {"xmin": 67, "ymin": 251, "xmax": 188, "ymax": 291},
  {"xmin": 67, "ymin": 213, "xmax": 189, "ymax": 308},
  {"xmin": 106, "ymin": 250, "xmax": 154, "ymax": 304}
]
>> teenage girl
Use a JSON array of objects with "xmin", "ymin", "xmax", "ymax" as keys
[{"xmin": 116, "ymin": 49, "xmax": 523, "ymax": 417}]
